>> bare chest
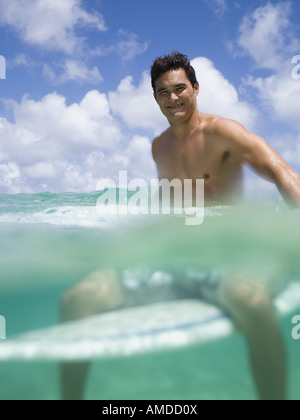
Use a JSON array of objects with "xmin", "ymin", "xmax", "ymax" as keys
[{"xmin": 155, "ymin": 136, "xmax": 243, "ymax": 201}]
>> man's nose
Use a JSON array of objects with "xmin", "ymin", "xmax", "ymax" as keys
[{"xmin": 169, "ymin": 91, "xmax": 179, "ymax": 101}]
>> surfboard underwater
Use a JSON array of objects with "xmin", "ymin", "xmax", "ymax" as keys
[{"xmin": 0, "ymin": 282, "xmax": 299, "ymax": 362}]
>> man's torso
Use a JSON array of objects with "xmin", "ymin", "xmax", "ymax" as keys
[{"xmin": 153, "ymin": 113, "xmax": 244, "ymax": 205}]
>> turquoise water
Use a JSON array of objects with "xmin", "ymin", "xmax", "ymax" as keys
[{"xmin": 0, "ymin": 192, "xmax": 299, "ymax": 400}]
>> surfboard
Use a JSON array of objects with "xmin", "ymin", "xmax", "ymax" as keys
[{"xmin": 0, "ymin": 282, "xmax": 299, "ymax": 362}]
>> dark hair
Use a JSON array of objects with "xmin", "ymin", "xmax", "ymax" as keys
[{"xmin": 151, "ymin": 51, "xmax": 198, "ymax": 92}]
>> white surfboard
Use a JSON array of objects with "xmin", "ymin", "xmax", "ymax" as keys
[{"xmin": 0, "ymin": 282, "xmax": 299, "ymax": 362}]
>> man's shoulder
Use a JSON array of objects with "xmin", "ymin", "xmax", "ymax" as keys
[
  {"xmin": 153, "ymin": 127, "xmax": 172, "ymax": 142},
  {"xmin": 202, "ymin": 115, "xmax": 251, "ymax": 151},
  {"xmin": 201, "ymin": 113, "xmax": 241, "ymax": 134},
  {"xmin": 152, "ymin": 129, "xmax": 171, "ymax": 159},
  {"xmin": 201, "ymin": 114, "xmax": 253, "ymax": 161}
]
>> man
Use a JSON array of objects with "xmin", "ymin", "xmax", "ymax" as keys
[
  {"xmin": 151, "ymin": 53, "xmax": 300, "ymax": 208},
  {"xmin": 60, "ymin": 52, "xmax": 300, "ymax": 400}
]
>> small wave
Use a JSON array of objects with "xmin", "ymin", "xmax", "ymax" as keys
[
  {"xmin": 0, "ymin": 206, "xmax": 113, "ymax": 228},
  {"xmin": 0, "ymin": 203, "xmax": 230, "ymax": 228}
]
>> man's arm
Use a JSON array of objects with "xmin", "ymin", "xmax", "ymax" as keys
[{"xmin": 215, "ymin": 119, "xmax": 300, "ymax": 208}]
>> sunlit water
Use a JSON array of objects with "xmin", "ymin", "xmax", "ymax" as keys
[{"xmin": 0, "ymin": 192, "xmax": 299, "ymax": 400}]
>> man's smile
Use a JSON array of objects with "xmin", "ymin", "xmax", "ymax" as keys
[{"xmin": 167, "ymin": 103, "xmax": 184, "ymax": 111}]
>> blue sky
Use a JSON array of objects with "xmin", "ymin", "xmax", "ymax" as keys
[{"xmin": 0, "ymin": 0, "xmax": 299, "ymax": 196}]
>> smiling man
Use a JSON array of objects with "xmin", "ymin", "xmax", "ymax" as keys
[
  {"xmin": 151, "ymin": 52, "xmax": 300, "ymax": 208},
  {"xmin": 149, "ymin": 52, "xmax": 300, "ymax": 400},
  {"xmin": 60, "ymin": 52, "xmax": 300, "ymax": 401}
]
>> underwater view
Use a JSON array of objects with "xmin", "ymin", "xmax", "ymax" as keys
[{"xmin": 0, "ymin": 191, "xmax": 299, "ymax": 400}]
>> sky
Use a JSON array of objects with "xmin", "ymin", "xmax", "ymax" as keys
[{"xmin": 0, "ymin": 0, "xmax": 300, "ymax": 197}]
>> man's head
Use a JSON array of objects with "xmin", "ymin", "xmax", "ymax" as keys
[
  {"xmin": 151, "ymin": 52, "xmax": 199, "ymax": 123},
  {"xmin": 151, "ymin": 52, "xmax": 198, "ymax": 93}
]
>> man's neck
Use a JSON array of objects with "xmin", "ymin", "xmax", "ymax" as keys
[{"xmin": 169, "ymin": 109, "xmax": 202, "ymax": 142}]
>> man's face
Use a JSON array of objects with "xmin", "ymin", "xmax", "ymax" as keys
[{"xmin": 154, "ymin": 68, "xmax": 199, "ymax": 123}]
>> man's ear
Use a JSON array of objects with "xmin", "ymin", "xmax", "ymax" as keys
[
  {"xmin": 194, "ymin": 82, "xmax": 200, "ymax": 97},
  {"xmin": 153, "ymin": 91, "xmax": 158, "ymax": 103}
]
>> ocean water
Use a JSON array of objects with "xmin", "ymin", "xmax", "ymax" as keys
[{"xmin": 0, "ymin": 191, "xmax": 299, "ymax": 400}]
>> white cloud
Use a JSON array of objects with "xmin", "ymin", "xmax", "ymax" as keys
[
  {"xmin": 238, "ymin": 2, "xmax": 300, "ymax": 131},
  {"xmin": 245, "ymin": 71, "xmax": 300, "ymax": 130},
  {"xmin": 0, "ymin": 1, "xmax": 149, "ymax": 86},
  {"xmin": 0, "ymin": 90, "xmax": 123, "ymax": 192},
  {"xmin": 84, "ymin": 135, "xmax": 156, "ymax": 183},
  {"xmin": 44, "ymin": 59, "xmax": 103, "ymax": 85},
  {"xmin": 3, "ymin": 91, "xmax": 122, "ymax": 157},
  {"xmin": 120, "ymin": 135, "xmax": 156, "ymax": 180},
  {"xmin": 283, "ymin": 144, "xmax": 300, "ymax": 167},
  {"xmin": 113, "ymin": 30, "xmax": 150, "ymax": 61},
  {"xmin": 278, "ymin": 133, "xmax": 300, "ymax": 167},
  {"xmin": 10, "ymin": 53, "xmax": 34, "ymax": 69},
  {"xmin": 0, "ymin": 89, "xmax": 157, "ymax": 193},
  {"xmin": 0, "ymin": 162, "xmax": 23, "ymax": 193},
  {"xmin": 238, "ymin": 2, "xmax": 297, "ymax": 70},
  {"xmin": 0, "ymin": 0, "xmax": 106, "ymax": 54},
  {"xmin": 24, "ymin": 161, "xmax": 56, "ymax": 180},
  {"xmin": 244, "ymin": 167, "xmax": 281, "ymax": 200},
  {"xmin": 109, "ymin": 71, "xmax": 168, "ymax": 135},
  {"xmin": 192, "ymin": 57, "xmax": 257, "ymax": 129}
]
